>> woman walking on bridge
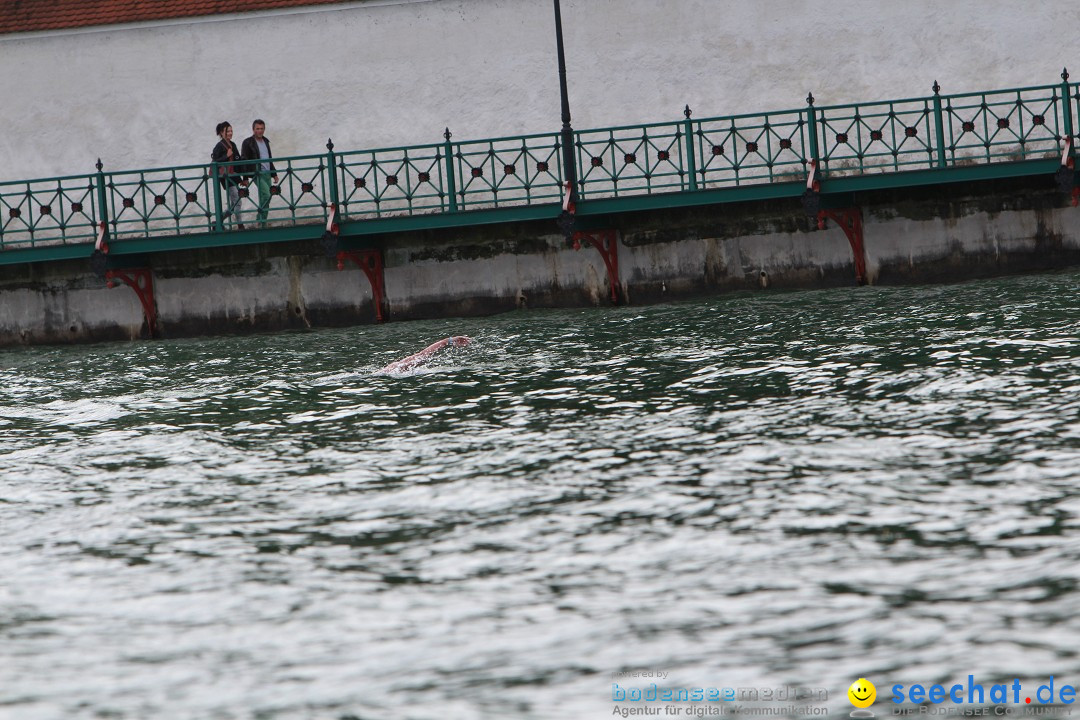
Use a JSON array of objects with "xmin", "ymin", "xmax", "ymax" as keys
[{"xmin": 211, "ymin": 122, "xmax": 246, "ymax": 230}]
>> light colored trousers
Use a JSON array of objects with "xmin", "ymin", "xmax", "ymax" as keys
[
  {"xmin": 224, "ymin": 183, "xmax": 245, "ymax": 227},
  {"xmin": 254, "ymin": 172, "xmax": 273, "ymax": 226}
]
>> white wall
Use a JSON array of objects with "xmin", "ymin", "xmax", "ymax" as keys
[{"xmin": 1, "ymin": 0, "xmax": 1077, "ymax": 183}]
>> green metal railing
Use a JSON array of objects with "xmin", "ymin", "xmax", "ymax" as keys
[
  {"xmin": 941, "ymin": 85, "xmax": 1068, "ymax": 165},
  {"xmin": 816, "ymin": 94, "xmax": 938, "ymax": 176},
  {"xmin": 337, "ymin": 141, "xmax": 448, "ymax": 218},
  {"xmin": 333, "ymin": 131, "xmax": 566, "ymax": 219},
  {"xmin": 693, "ymin": 107, "xmax": 812, "ymax": 187},
  {"xmin": 1, "ymin": 74, "xmax": 1077, "ymax": 256},
  {"xmin": 212, "ymin": 153, "xmax": 333, "ymax": 230},
  {"xmin": 452, "ymin": 131, "xmax": 565, "ymax": 211},
  {"xmin": 0, "ymin": 172, "xmax": 100, "ymax": 247},
  {"xmin": 575, "ymin": 120, "xmax": 688, "ymax": 199},
  {"xmin": 1074, "ymin": 81, "xmax": 1080, "ymax": 139},
  {"xmin": 103, "ymin": 163, "xmax": 218, "ymax": 238}
]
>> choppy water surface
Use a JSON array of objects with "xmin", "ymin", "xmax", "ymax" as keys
[{"xmin": 2, "ymin": 270, "xmax": 1079, "ymax": 720}]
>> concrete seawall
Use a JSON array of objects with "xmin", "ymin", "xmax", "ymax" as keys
[{"xmin": 1, "ymin": 175, "xmax": 1078, "ymax": 346}]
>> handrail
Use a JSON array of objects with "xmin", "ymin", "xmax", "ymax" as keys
[{"xmin": 0, "ymin": 171, "xmax": 98, "ymax": 189}]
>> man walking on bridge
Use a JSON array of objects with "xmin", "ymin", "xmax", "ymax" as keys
[{"xmin": 241, "ymin": 119, "xmax": 278, "ymax": 227}]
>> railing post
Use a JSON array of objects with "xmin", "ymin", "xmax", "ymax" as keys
[
  {"xmin": 932, "ymin": 80, "xmax": 947, "ymax": 168},
  {"xmin": 443, "ymin": 128, "xmax": 458, "ymax": 213},
  {"xmin": 1062, "ymin": 68, "xmax": 1074, "ymax": 147},
  {"xmin": 683, "ymin": 105, "xmax": 699, "ymax": 191},
  {"xmin": 553, "ymin": 0, "xmax": 579, "ymax": 243},
  {"xmin": 326, "ymin": 138, "xmax": 340, "ymax": 212},
  {"xmin": 806, "ymin": 92, "xmax": 820, "ymax": 167},
  {"xmin": 210, "ymin": 161, "xmax": 224, "ymax": 232},
  {"xmin": 94, "ymin": 158, "xmax": 110, "ymax": 241}
]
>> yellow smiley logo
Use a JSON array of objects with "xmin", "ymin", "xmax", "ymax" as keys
[{"xmin": 848, "ymin": 678, "xmax": 877, "ymax": 708}]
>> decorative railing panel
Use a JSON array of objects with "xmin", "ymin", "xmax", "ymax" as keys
[
  {"xmin": 337, "ymin": 143, "xmax": 447, "ymax": 220},
  {"xmin": 816, "ymin": 97, "xmax": 937, "ymax": 177},
  {"xmin": 941, "ymin": 85, "xmax": 1066, "ymax": 165},
  {"xmin": 218, "ymin": 154, "xmax": 332, "ymax": 227},
  {"xmin": 104, "ymin": 164, "xmax": 216, "ymax": 239},
  {"xmin": 574, "ymin": 121, "xmax": 687, "ymax": 200},
  {"xmin": 453, "ymin": 133, "xmax": 564, "ymax": 210},
  {"xmin": 1073, "ymin": 82, "xmax": 1080, "ymax": 143},
  {"xmin": 0, "ymin": 174, "xmax": 99, "ymax": 248},
  {"xmin": 694, "ymin": 109, "xmax": 810, "ymax": 187}
]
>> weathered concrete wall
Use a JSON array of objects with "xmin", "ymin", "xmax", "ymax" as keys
[
  {"xmin": 1, "ymin": 0, "xmax": 1078, "ymax": 183},
  {"xmin": 2, "ymin": 177, "xmax": 1078, "ymax": 346}
]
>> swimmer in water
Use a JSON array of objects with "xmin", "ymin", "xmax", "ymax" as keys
[{"xmin": 381, "ymin": 336, "xmax": 471, "ymax": 373}]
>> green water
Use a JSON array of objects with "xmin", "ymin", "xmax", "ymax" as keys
[{"xmin": 1, "ymin": 270, "xmax": 1079, "ymax": 720}]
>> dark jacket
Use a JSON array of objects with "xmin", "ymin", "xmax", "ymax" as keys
[
  {"xmin": 240, "ymin": 135, "xmax": 277, "ymax": 176},
  {"xmin": 211, "ymin": 139, "xmax": 243, "ymax": 187}
]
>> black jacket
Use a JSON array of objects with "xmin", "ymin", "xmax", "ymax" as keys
[
  {"xmin": 211, "ymin": 139, "xmax": 243, "ymax": 187},
  {"xmin": 240, "ymin": 135, "xmax": 277, "ymax": 176}
]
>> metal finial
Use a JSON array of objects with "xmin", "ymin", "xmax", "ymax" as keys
[
  {"xmin": 95, "ymin": 158, "xmax": 103, "ymax": 171},
  {"xmin": 444, "ymin": 127, "xmax": 452, "ymax": 141},
  {"xmin": 1063, "ymin": 67, "xmax": 1071, "ymax": 81},
  {"xmin": 806, "ymin": 92, "xmax": 815, "ymax": 106},
  {"xmin": 932, "ymin": 80, "xmax": 941, "ymax": 95},
  {"xmin": 326, "ymin": 138, "xmax": 334, "ymax": 151},
  {"xmin": 684, "ymin": 104, "xmax": 692, "ymax": 119}
]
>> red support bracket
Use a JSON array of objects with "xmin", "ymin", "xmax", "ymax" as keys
[
  {"xmin": 337, "ymin": 249, "xmax": 387, "ymax": 322},
  {"xmin": 571, "ymin": 228, "xmax": 621, "ymax": 304},
  {"xmin": 818, "ymin": 208, "xmax": 868, "ymax": 286},
  {"xmin": 105, "ymin": 268, "xmax": 158, "ymax": 337}
]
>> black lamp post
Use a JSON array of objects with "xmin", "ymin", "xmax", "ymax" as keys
[{"xmin": 552, "ymin": 0, "xmax": 578, "ymax": 242}]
